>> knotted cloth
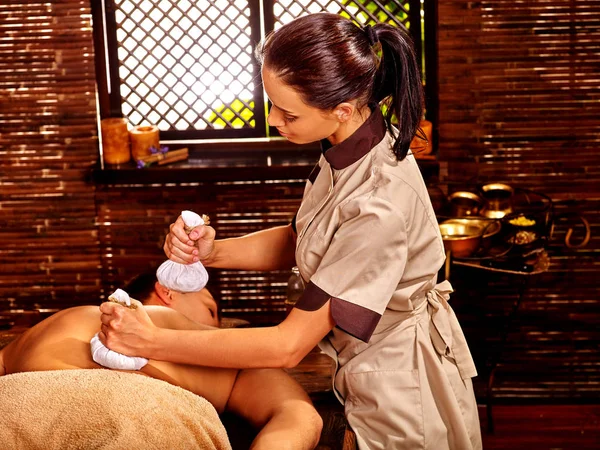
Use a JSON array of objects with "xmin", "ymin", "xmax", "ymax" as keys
[
  {"xmin": 156, "ymin": 210, "xmax": 210, "ymax": 292},
  {"xmin": 90, "ymin": 288, "xmax": 149, "ymax": 370}
]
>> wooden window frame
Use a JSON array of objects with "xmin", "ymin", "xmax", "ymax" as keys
[{"xmin": 91, "ymin": 0, "xmax": 436, "ymax": 147}]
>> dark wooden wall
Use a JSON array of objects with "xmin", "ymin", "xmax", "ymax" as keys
[
  {"xmin": 0, "ymin": 1, "xmax": 598, "ymax": 402},
  {"xmin": 0, "ymin": 1, "xmax": 101, "ymax": 319},
  {"xmin": 437, "ymin": 0, "xmax": 600, "ymax": 401},
  {"xmin": 95, "ymin": 176, "xmax": 306, "ymax": 325}
]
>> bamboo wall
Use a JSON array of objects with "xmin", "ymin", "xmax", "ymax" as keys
[
  {"xmin": 437, "ymin": 0, "xmax": 600, "ymax": 400},
  {"xmin": 0, "ymin": 1, "xmax": 101, "ymax": 322},
  {"xmin": 95, "ymin": 174, "xmax": 307, "ymax": 325}
]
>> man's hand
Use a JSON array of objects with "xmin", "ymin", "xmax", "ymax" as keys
[
  {"xmin": 98, "ymin": 299, "xmax": 157, "ymax": 358},
  {"xmin": 163, "ymin": 214, "xmax": 216, "ymax": 264}
]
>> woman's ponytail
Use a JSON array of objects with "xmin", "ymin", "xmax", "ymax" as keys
[{"xmin": 371, "ymin": 24, "xmax": 424, "ymax": 161}]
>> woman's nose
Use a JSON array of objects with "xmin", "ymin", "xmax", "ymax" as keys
[{"xmin": 267, "ymin": 107, "xmax": 284, "ymax": 127}]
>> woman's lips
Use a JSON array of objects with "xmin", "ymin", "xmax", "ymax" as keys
[{"xmin": 277, "ymin": 129, "xmax": 290, "ymax": 137}]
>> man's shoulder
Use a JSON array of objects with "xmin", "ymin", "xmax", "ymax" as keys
[{"xmin": 144, "ymin": 305, "xmax": 214, "ymax": 331}]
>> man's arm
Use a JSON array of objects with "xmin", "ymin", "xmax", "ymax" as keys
[{"xmin": 226, "ymin": 368, "xmax": 323, "ymax": 450}]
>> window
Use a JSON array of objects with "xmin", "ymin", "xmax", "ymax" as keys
[{"xmin": 93, "ymin": 0, "xmax": 425, "ymax": 141}]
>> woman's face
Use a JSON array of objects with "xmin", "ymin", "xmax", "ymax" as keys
[{"xmin": 262, "ymin": 66, "xmax": 340, "ymax": 145}]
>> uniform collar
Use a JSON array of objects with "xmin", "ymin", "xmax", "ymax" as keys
[{"xmin": 320, "ymin": 106, "xmax": 386, "ymax": 170}]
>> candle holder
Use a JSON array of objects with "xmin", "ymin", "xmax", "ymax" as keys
[{"xmin": 100, "ymin": 118, "xmax": 131, "ymax": 165}]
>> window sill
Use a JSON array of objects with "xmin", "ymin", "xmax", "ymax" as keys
[{"xmin": 93, "ymin": 140, "xmax": 439, "ymax": 185}]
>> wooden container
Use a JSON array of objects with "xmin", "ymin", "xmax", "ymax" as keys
[
  {"xmin": 129, "ymin": 125, "xmax": 160, "ymax": 160},
  {"xmin": 100, "ymin": 118, "xmax": 131, "ymax": 165}
]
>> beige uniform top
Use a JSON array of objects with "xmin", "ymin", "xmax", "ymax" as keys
[{"xmin": 293, "ymin": 108, "xmax": 482, "ymax": 450}]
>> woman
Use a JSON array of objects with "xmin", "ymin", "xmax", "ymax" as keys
[{"xmin": 100, "ymin": 13, "xmax": 482, "ymax": 450}]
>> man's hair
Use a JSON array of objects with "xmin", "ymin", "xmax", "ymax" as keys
[
  {"xmin": 123, "ymin": 271, "xmax": 222, "ymax": 321},
  {"xmin": 123, "ymin": 272, "xmax": 158, "ymax": 303}
]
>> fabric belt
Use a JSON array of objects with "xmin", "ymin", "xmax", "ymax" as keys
[{"xmin": 416, "ymin": 280, "xmax": 478, "ymax": 380}]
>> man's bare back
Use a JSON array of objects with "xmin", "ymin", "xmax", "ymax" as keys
[
  {"xmin": 0, "ymin": 305, "xmax": 323, "ymax": 449},
  {"xmin": 1, "ymin": 305, "xmax": 238, "ymax": 412}
]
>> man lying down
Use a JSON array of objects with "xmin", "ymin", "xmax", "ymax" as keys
[{"xmin": 0, "ymin": 274, "xmax": 323, "ymax": 450}]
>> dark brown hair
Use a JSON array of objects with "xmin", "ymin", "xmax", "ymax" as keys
[
  {"xmin": 255, "ymin": 13, "xmax": 424, "ymax": 160},
  {"xmin": 123, "ymin": 270, "xmax": 221, "ymax": 321}
]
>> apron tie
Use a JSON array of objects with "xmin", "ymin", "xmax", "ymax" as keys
[{"xmin": 426, "ymin": 280, "xmax": 478, "ymax": 380}]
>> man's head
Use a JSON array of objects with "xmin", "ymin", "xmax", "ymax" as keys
[{"xmin": 124, "ymin": 272, "xmax": 220, "ymax": 328}]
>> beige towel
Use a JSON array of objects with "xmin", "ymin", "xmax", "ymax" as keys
[{"xmin": 0, "ymin": 369, "xmax": 232, "ymax": 450}]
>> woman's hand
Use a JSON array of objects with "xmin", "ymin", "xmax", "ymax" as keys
[
  {"xmin": 98, "ymin": 299, "xmax": 157, "ymax": 358},
  {"xmin": 163, "ymin": 215, "xmax": 216, "ymax": 264}
]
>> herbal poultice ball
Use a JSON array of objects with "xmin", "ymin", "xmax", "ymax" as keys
[{"xmin": 156, "ymin": 210, "xmax": 209, "ymax": 292}]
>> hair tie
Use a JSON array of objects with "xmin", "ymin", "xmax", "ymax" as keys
[
  {"xmin": 363, "ymin": 24, "xmax": 379, "ymax": 46},
  {"xmin": 363, "ymin": 24, "xmax": 382, "ymax": 69}
]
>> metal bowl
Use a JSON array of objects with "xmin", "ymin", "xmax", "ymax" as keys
[
  {"xmin": 448, "ymin": 191, "xmax": 484, "ymax": 217},
  {"xmin": 439, "ymin": 220, "xmax": 485, "ymax": 258},
  {"xmin": 480, "ymin": 183, "xmax": 514, "ymax": 218},
  {"xmin": 444, "ymin": 218, "xmax": 502, "ymax": 251}
]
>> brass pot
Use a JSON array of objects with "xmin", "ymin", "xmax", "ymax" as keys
[
  {"xmin": 439, "ymin": 219, "xmax": 485, "ymax": 258},
  {"xmin": 480, "ymin": 183, "xmax": 514, "ymax": 219},
  {"xmin": 445, "ymin": 218, "xmax": 501, "ymax": 250},
  {"xmin": 448, "ymin": 191, "xmax": 484, "ymax": 217}
]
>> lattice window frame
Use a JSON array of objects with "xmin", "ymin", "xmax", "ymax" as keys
[{"xmin": 93, "ymin": 0, "xmax": 425, "ymax": 141}]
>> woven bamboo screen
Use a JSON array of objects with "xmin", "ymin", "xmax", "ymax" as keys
[
  {"xmin": 95, "ymin": 177, "xmax": 307, "ymax": 325},
  {"xmin": 437, "ymin": 0, "xmax": 600, "ymax": 400},
  {"xmin": 0, "ymin": 1, "xmax": 101, "ymax": 322}
]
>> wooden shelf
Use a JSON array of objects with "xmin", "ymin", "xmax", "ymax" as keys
[{"xmin": 93, "ymin": 149, "xmax": 440, "ymax": 185}]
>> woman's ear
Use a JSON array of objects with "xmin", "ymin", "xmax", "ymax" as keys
[
  {"xmin": 333, "ymin": 102, "xmax": 355, "ymax": 123},
  {"xmin": 154, "ymin": 281, "xmax": 173, "ymax": 306}
]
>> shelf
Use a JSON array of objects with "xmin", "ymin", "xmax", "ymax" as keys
[
  {"xmin": 451, "ymin": 250, "xmax": 550, "ymax": 276},
  {"xmin": 93, "ymin": 144, "xmax": 440, "ymax": 185}
]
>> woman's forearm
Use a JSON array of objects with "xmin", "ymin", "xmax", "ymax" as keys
[
  {"xmin": 148, "ymin": 305, "xmax": 335, "ymax": 370},
  {"xmin": 150, "ymin": 325, "xmax": 294, "ymax": 369},
  {"xmin": 204, "ymin": 224, "xmax": 296, "ymax": 271}
]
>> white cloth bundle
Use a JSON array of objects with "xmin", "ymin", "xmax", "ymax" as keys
[
  {"xmin": 156, "ymin": 210, "xmax": 209, "ymax": 293},
  {"xmin": 90, "ymin": 288, "xmax": 149, "ymax": 371}
]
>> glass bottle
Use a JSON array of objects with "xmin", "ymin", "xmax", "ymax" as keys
[{"xmin": 285, "ymin": 266, "xmax": 305, "ymax": 315}]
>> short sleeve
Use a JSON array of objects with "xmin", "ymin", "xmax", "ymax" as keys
[{"xmin": 295, "ymin": 196, "xmax": 408, "ymax": 342}]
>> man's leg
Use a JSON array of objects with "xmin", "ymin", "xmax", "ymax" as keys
[
  {"xmin": 226, "ymin": 368, "xmax": 323, "ymax": 450},
  {"xmin": 0, "ymin": 347, "xmax": 7, "ymax": 376}
]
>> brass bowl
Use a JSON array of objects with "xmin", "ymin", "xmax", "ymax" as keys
[
  {"xmin": 444, "ymin": 218, "xmax": 501, "ymax": 250},
  {"xmin": 448, "ymin": 191, "xmax": 483, "ymax": 217},
  {"xmin": 439, "ymin": 220, "xmax": 485, "ymax": 258},
  {"xmin": 480, "ymin": 183, "xmax": 514, "ymax": 218}
]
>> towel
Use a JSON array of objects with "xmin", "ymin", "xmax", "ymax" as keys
[
  {"xmin": 91, "ymin": 288, "xmax": 149, "ymax": 370},
  {"xmin": 0, "ymin": 369, "xmax": 232, "ymax": 450},
  {"xmin": 157, "ymin": 210, "xmax": 209, "ymax": 292}
]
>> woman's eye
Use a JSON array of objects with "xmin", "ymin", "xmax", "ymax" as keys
[{"xmin": 285, "ymin": 116, "xmax": 297, "ymax": 123}]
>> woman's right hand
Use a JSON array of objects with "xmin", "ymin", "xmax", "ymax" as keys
[{"xmin": 164, "ymin": 215, "xmax": 216, "ymax": 264}]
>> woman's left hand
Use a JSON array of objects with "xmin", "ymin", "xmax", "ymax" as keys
[{"xmin": 98, "ymin": 299, "xmax": 157, "ymax": 358}]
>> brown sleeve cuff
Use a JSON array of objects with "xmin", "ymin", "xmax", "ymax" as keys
[{"xmin": 295, "ymin": 281, "xmax": 382, "ymax": 343}]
